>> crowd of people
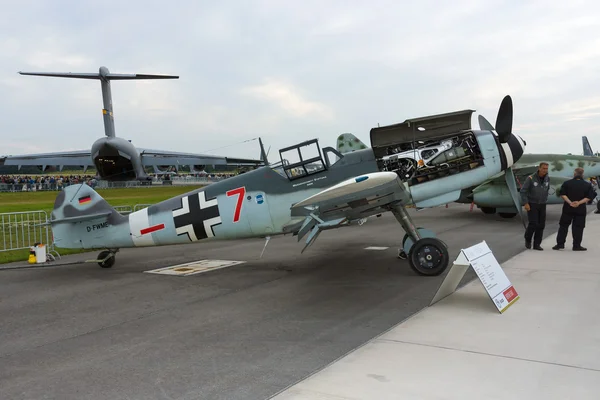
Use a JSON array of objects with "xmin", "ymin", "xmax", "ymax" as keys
[
  {"xmin": 0, "ymin": 175, "xmax": 98, "ymax": 191},
  {"xmin": 0, "ymin": 172, "xmax": 237, "ymax": 192}
]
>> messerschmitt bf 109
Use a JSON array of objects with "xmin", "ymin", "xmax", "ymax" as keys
[
  {"xmin": 50, "ymin": 95, "xmax": 526, "ymax": 276},
  {"xmin": 454, "ymin": 126, "xmax": 600, "ymax": 224},
  {"xmin": 0, "ymin": 67, "xmax": 263, "ymax": 180}
]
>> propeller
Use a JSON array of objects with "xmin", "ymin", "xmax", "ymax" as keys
[
  {"xmin": 477, "ymin": 115, "xmax": 494, "ymax": 131},
  {"xmin": 495, "ymin": 95, "xmax": 513, "ymax": 143},
  {"xmin": 504, "ymin": 166, "xmax": 527, "ymax": 229},
  {"xmin": 478, "ymin": 95, "xmax": 526, "ymax": 228}
]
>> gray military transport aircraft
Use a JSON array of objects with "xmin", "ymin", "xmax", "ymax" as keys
[
  {"xmin": 49, "ymin": 95, "xmax": 526, "ymax": 276},
  {"xmin": 0, "ymin": 66, "xmax": 263, "ymax": 181}
]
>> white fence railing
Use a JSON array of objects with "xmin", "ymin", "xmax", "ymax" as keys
[
  {"xmin": 0, "ymin": 204, "xmax": 156, "ymax": 260},
  {"xmin": 0, "ymin": 211, "xmax": 60, "ymax": 260}
]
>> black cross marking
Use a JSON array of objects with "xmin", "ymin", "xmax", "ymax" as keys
[{"xmin": 172, "ymin": 192, "xmax": 221, "ymax": 241}]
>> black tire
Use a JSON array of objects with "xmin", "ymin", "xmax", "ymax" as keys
[
  {"xmin": 408, "ymin": 237, "xmax": 449, "ymax": 276},
  {"xmin": 481, "ymin": 207, "xmax": 496, "ymax": 214},
  {"xmin": 498, "ymin": 212, "xmax": 517, "ymax": 218},
  {"xmin": 98, "ymin": 250, "xmax": 115, "ymax": 268}
]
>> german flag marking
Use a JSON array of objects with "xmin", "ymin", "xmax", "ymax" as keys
[
  {"xmin": 140, "ymin": 223, "xmax": 165, "ymax": 235},
  {"xmin": 78, "ymin": 195, "xmax": 92, "ymax": 204}
]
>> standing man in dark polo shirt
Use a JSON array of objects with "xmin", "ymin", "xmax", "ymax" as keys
[
  {"xmin": 553, "ymin": 167, "xmax": 597, "ymax": 251},
  {"xmin": 520, "ymin": 162, "xmax": 550, "ymax": 250}
]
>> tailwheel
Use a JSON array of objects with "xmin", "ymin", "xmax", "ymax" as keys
[
  {"xmin": 407, "ymin": 237, "xmax": 449, "ymax": 276},
  {"xmin": 98, "ymin": 250, "xmax": 116, "ymax": 268}
]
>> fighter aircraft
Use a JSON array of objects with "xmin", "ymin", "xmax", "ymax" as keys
[
  {"xmin": 0, "ymin": 66, "xmax": 263, "ymax": 181},
  {"xmin": 454, "ymin": 128, "xmax": 600, "ymax": 223},
  {"xmin": 49, "ymin": 95, "xmax": 526, "ymax": 276}
]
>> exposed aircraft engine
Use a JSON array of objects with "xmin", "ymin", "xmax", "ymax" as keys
[{"xmin": 376, "ymin": 131, "xmax": 483, "ymax": 184}]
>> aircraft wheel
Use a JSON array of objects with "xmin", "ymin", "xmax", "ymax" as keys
[
  {"xmin": 498, "ymin": 212, "xmax": 517, "ymax": 218},
  {"xmin": 408, "ymin": 238, "xmax": 449, "ymax": 276},
  {"xmin": 481, "ymin": 207, "xmax": 496, "ymax": 214},
  {"xmin": 98, "ymin": 250, "xmax": 115, "ymax": 268}
]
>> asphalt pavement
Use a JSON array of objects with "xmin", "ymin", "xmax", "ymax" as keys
[{"xmin": 0, "ymin": 204, "xmax": 567, "ymax": 400}]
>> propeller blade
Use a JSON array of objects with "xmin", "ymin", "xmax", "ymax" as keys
[
  {"xmin": 504, "ymin": 167, "xmax": 527, "ymax": 228},
  {"xmin": 495, "ymin": 95, "xmax": 513, "ymax": 143},
  {"xmin": 478, "ymin": 115, "xmax": 495, "ymax": 131}
]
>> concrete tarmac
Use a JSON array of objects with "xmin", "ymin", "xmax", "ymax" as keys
[{"xmin": 0, "ymin": 204, "xmax": 567, "ymax": 400}]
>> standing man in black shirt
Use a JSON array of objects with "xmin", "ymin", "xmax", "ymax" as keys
[
  {"xmin": 552, "ymin": 167, "xmax": 597, "ymax": 251},
  {"xmin": 520, "ymin": 162, "xmax": 550, "ymax": 250}
]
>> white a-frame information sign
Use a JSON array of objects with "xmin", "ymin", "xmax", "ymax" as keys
[{"xmin": 430, "ymin": 240, "xmax": 519, "ymax": 313}]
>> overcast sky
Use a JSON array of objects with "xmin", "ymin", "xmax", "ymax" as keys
[{"xmin": 1, "ymin": 0, "xmax": 599, "ymax": 160}]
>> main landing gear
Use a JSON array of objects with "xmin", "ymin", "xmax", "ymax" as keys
[
  {"xmin": 97, "ymin": 249, "xmax": 119, "ymax": 268},
  {"xmin": 391, "ymin": 204, "xmax": 450, "ymax": 276}
]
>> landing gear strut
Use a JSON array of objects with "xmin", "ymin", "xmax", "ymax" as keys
[
  {"xmin": 391, "ymin": 203, "xmax": 449, "ymax": 276},
  {"xmin": 97, "ymin": 249, "xmax": 119, "ymax": 268}
]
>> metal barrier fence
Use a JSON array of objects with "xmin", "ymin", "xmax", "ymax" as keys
[
  {"xmin": 0, "ymin": 211, "xmax": 60, "ymax": 260},
  {"xmin": 0, "ymin": 204, "xmax": 152, "ymax": 260},
  {"xmin": 114, "ymin": 205, "xmax": 133, "ymax": 215},
  {"xmin": 134, "ymin": 204, "xmax": 152, "ymax": 212}
]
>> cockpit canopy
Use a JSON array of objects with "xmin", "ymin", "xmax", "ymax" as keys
[{"xmin": 274, "ymin": 138, "xmax": 343, "ymax": 180}]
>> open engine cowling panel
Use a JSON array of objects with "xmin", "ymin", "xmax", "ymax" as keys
[{"xmin": 370, "ymin": 109, "xmax": 484, "ymax": 186}]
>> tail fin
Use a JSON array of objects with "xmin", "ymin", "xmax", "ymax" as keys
[
  {"xmin": 19, "ymin": 66, "xmax": 178, "ymax": 138},
  {"xmin": 259, "ymin": 137, "xmax": 270, "ymax": 165},
  {"xmin": 51, "ymin": 184, "xmax": 128, "ymax": 249},
  {"xmin": 51, "ymin": 184, "xmax": 125, "ymax": 225},
  {"xmin": 583, "ymin": 136, "xmax": 594, "ymax": 156},
  {"xmin": 336, "ymin": 133, "xmax": 368, "ymax": 154}
]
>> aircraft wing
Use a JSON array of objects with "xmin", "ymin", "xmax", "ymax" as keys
[
  {"xmin": 470, "ymin": 163, "xmax": 540, "ymax": 191},
  {"xmin": 137, "ymin": 148, "xmax": 264, "ymax": 167},
  {"xmin": 288, "ymin": 171, "xmax": 411, "ymax": 252},
  {"xmin": 0, "ymin": 148, "xmax": 264, "ymax": 173},
  {"xmin": 0, "ymin": 150, "xmax": 93, "ymax": 171},
  {"xmin": 511, "ymin": 164, "xmax": 541, "ymax": 180}
]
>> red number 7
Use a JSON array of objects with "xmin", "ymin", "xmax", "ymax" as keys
[{"xmin": 226, "ymin": 187, "xmax": 246, "ymax": 223}]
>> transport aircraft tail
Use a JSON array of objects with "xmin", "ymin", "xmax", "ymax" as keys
[{"xmin": 582, "ymin": 136, "xmax": 595, "ymax": 156}]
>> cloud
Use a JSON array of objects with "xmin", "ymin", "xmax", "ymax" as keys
[
  {"xmin": 0, "ymin": 0, "xmax": 599, "ymax": 159},
  {"xmin": 241, "ymin": 79, "xmax": 334, "ymax": 120}
]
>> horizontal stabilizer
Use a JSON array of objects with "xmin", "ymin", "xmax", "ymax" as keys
[
  {"xmin": 19, "ymin": 71, "xmax": 179, "ymax": 80},
  {"xmin": 51, "ymin": 211, "xmax": 113, "ymax": 224},
  {"xmin": 105, "ymin": 73, "xmax": 179, "ymax": 80}
]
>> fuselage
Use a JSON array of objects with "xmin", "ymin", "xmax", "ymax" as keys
[
  {"xmin": 91, "ymin": 136, "xmax": 150, "ymax": 181},
  {"xmin": 51, "ymin": 129, "xmax": 526, "ymax": 250},
  {"xmin": 460, "ymin": 153, "xmax": 600, "ymax": 210},
  {"xmin": 518, "ymin": 153, "xmax": 600, "ymax": 178}
]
